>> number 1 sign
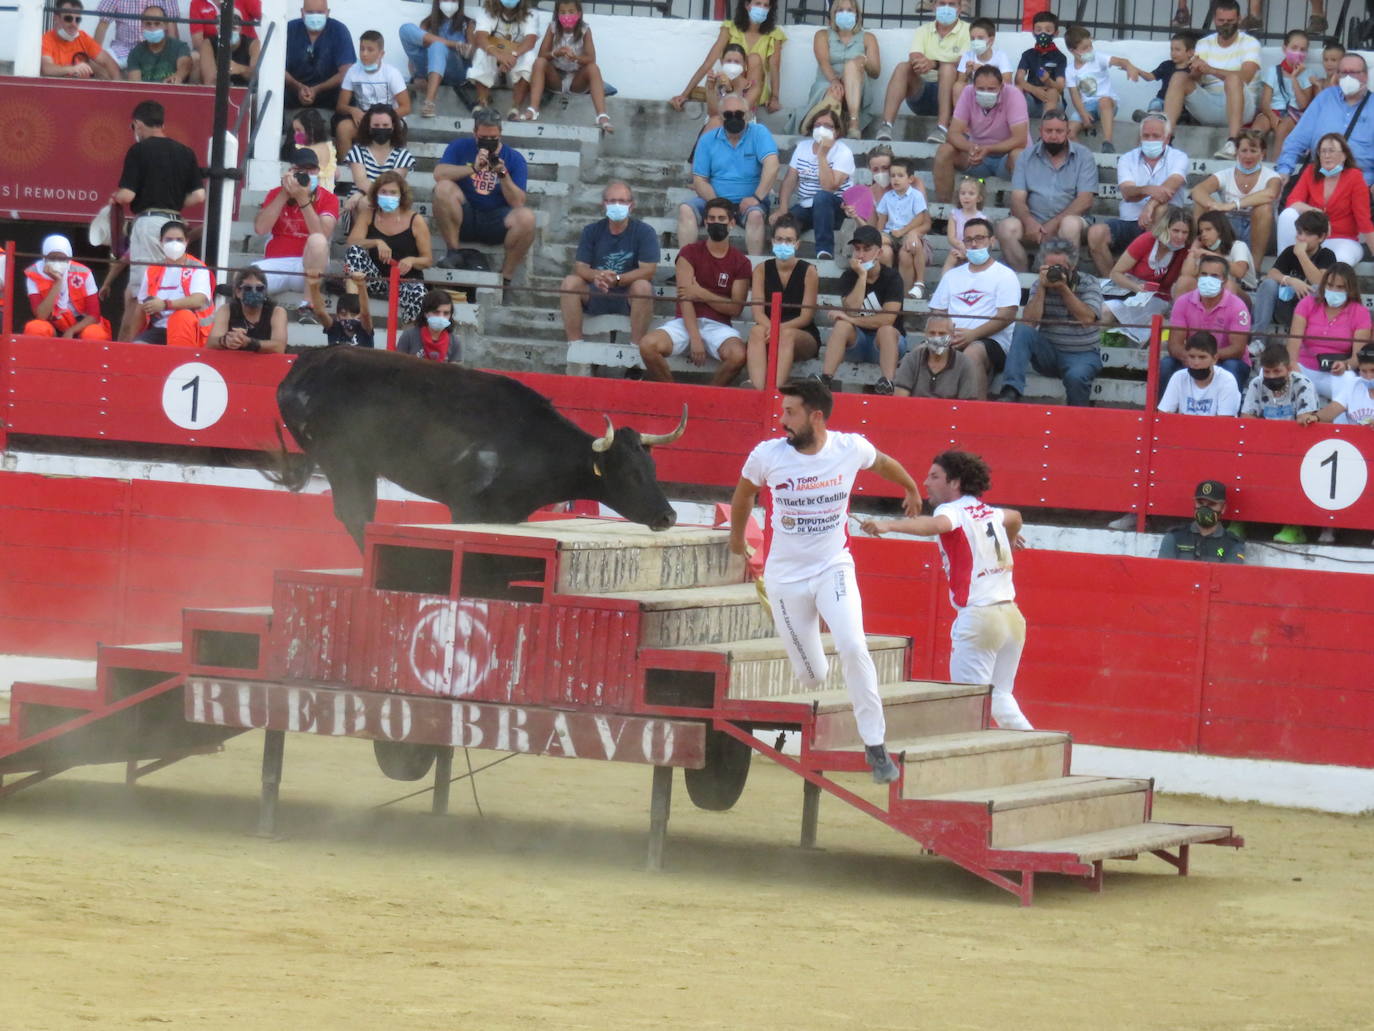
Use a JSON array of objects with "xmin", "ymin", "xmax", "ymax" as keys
[
  {"xmin": 161, "ymin": 362, "xmax": 229, "ymax": 431},
  {"xmin": 1300, "ymin": 439, "xmax": 1369, "ymax": 511}
]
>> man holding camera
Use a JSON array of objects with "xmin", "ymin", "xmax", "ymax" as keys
[
  {"xmin": 997, "ymin": 236, "xmax": 1103, "ymax": 406},
  {"xmin": 252, "ymin": 148, "xmax": 339, "ymax": 298},
  {"xmin": 432, "ymin": 107, "xmax": 536, "ymax": 293}
]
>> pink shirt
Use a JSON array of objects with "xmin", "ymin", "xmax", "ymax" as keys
[
  {"xmin": 1294, "ymin": 293, "xmax": 1372, "ymax": 366},
  {"xmin": 1170, "ymin": 289, "xmax": 1254, "ymax": 364},
  {"xmin": 952, "ymin": 84, "xmax": 1029, "ymax": 148}
]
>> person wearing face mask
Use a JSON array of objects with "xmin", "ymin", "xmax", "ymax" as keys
[
  {"xmin": 929, "ymin": 217, "xmax": 1018, "ymax": 398},
  {"xmin": 892, "ymin": 315, "xmax": 979, "ymax": 399},
  {"xmin": 343, "ymin": 104, "xmax": 416, "ymax": 222},
  {"xmin": 1302, "ymin": 345, "xmax": 1374, "ymax": 427},
  {"xmin": 345, "ymin": 171, "xmax": 433, "ymax": 327},
  {"xmin": 1101, "ymin": 206, "xmax": 1194, "ymax": 346},
  {"xmin": 1252, "ymin": 29, "xmax": 1315, "ymax": 158},
  {"xmin": 773, "ymin": 106, "xmax": 854, "ymax": 262},
  {"xmin": 93, "ymin": 0, "xmax": 182, "ymax": 69},
  {"xmin": 933, "ymin": 63, "xmax": 1028, "ymax": 202},
  {"xmin": 1158, "ymin": 480, "xmax": 1245, "ymax": 563},
  {"xmin": 1164, "ymin": 254, "xmax": 1253, "ymax": 391},
  {"xmin": 819, "ymin": 225, "xmax": 908, "ymax": 393},
  {"xmin": 125, "ymin": 5, "xmax": 192, "ymax": 83},
  {"xmin": 1278, "ymin": 132, "xmax": 1374, "ymax": 267},
  {"xmin": 1241, "ymin": 343, "xmax": 1319, "ymax": 423},
  {"xmin": 1013, "ymin": 11, "xmax": 1065, "ymax": 118},
  {"xmin": 876, "ymin": 2, "xmax": 968, "ymax": 143},
  {"xmin": 285, "ymin": 0, "xmax": 357, "ymax": 112},
  {"xmin": 995, "ymin": 109, "xmax": 1099, "ymax": 273},
  {"xmin": 1278, "ymin": 54, "xmax": 1374, "ymax": 188},
  {"xmin": 1161, "ymin": 0, "xmax": 1261, "ymax": 160},
  {"xmin": 134, "ymin": 221, "xmax": 215, "ymax": 347},
  {"xmin": 188, "ymin": 0, "xmax": 262, "ymax": 86},
  {"xmin": 468, "ymin": 0, "xmax": 540, "ymax": 113},
  {"xmin": 1188, "ymin": 128, "xmax": 1279, "ymax": 265},
  {"xmin": 207, "ymin": 267, "xmax": 287, "ymax": 353},
  {"xmin": 334, "ymin": 30, "xmax": 411, "ymax": 156},
  {"xmin": 1085, "ymin": 112, "xmax": 1187, "ymax": 276},
  {"xmin": 745, "ymin": 214, "xmax": 820, "ymax": 389},
  {"xmin": 401, "ymin": 0, "xmax": 475, "ymax": 118},
  {"xmin": 1288, "ymin": 263, "xmax": 1372, "ymax": 402},
  {"xmin": 41, "ymin": 0, "xmax": 121, "ymax": 79},
  {"xmin": 561, "ymin": 180, "xmax": 660, "ymax": 356},
  {"xmin": 1160, "ymin": 330, "xmax": 1242, "ymax": 416},
  {"xmin": 252, "ymin": 148, "xmax": 341, "ymax": 301},
  {"xmin": 307, "ymin": 268, "xmax": 375, "ymax": 348},
  {"xmin": 1252, "ymin": 210, "xmax": 1334, "ymax": 337},
  {"xmin": 398, "ymin": 290, "xmax": 462, "ymax": 361},
  {"xmin": 952, "ymin": 17, "xmax": 1011, "ymax": 97},
  {"xmin": 1063, "ymin": 25, "xmax": 1120, "ymax": 153},
  {"xmin": 22, "ymin": 235, "xmax": 112, "ymax": 341},
  {"xmin": 803, "ymin": 0, "xmax": 880, "ymax": 138},
  {"xmin": 672, "ymin": 0, "xmax": 786, "ymax": 116},
  {"xmin": 525, "ymin": 0, "xmax": 614, "ymax": 131},
  {"xmin": 680, "ymin": 97, "xmax": 779, "ymax": 256}
]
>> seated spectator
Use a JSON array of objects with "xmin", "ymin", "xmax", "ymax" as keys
[
  {"xmin": 1188, "ymin": 129, "xmax": 1280, "ymax": 262},
  {"xmin": 774, "ymin": 104, "xmax": 853, "ymax": 262},
  {"xmin": 671, "ymin": 0, "xmax": 787, "ymax": 118},
  {"xmin": 1320, "ymin": 40, "xmax": 1344, "ymax": 88},
  {"xmin": 1302, "ymin": 345, "xmax": 1374, "ymax": 426},
  {"xmin": 23, "ymin": 235, "xmax": 111, "ymax": 340},
  {"xmin": 1252, "ymin": 30, "xmax": 1314, "ymax": 158},
  {"xmin": 933, "ymin": 64, "xmax": 1029, "ymax": 202},
  {"xmin": 1179, "ymin": 210, "xmax": 1257, "ymax": 295},
  {"xmin": 125, "ymin": 5, "xmax": 192, "ymax": 83},
  {"xmin": 134, "ymin": 220, "xmax": 215, "ymax": 347},
  {"xmin": 746, "ymin": 214, "xmax": 819, "ymax": 390},
  {"xmin": 818, "ymin": 225, "xmax": 905, "ymax": 393},
  {"xmin": 41, "ymin": 0, "xmax": 121, "ymax": 79},
  {"xmin": 560, "ymin": 180, "xmax": 659, "ymax": 357},
  {"xmin": 701, "ymin": 43, "xmax": 761, "ymax": 126},
  {"xmin": 291, "ymin": 109, "xmax": 337, "ymax": 192},
  {"xmin": 345, "ymin": 171, "xmax": 433, "ymax": 327},
  {"xmin": 1252, "ymin": 210, "xmax": 1334, "ymax": 336},
  {"xmin": 1242, "ymin": 342, "xmax": 1319, "ymax": 420},
  {"xmin": 335, "ymin": 30, "xmax": 411, "ymax": 156},
  {"xmin": 1165, "ymin": 258, "xmax": 1252, "ymax": 390},
  {"xmin": 252, "ymin": 148, "xmax": 340, "ymax": 300},
  {"xmin": 1014, "ymin": 11, "xmax": 1065, "ymax": 118},
  {"xmin": 876, "ymin": 6, "xmax": 969, "ymax": 143},
  {"xmin": 1158, "ymin": 479, "xmax": 1245, "ymax": 563},
  {"xmin": 803, "ymin": 0, "xmax": 880, "ymax": 140},
  {"xmin": 998, "ymin": 236, "xmax": 1103, "ymax": 406},
  {"xmin": 342, "ymin": 104, "xmax": 415, "ymax": 221},
  {"xmin": 1277, "ymin": 54, "xmax": 1374, "ymax": 188},
  {"xmin": 1278, "ymin": 132, "xmax": 1374, "ymax": 267},
  {"xmin": 840, "ymin": 144, "xmax": 891, "ymax": 232},
  {"xmin": 400, "ymin": 0, "xmax": 474, "ymax": 119},
  {"xmin": 927, "ymin": 217, "xmax": 1018, "ymax": 397},
  {"xmin": 639, "ymin": 198, "xmax": 751, "ymax": 385},
  {"xmin": 207, "ymin": 266, "xmax": 287, "ymax": 353},
  {"xmin": 306, "ymin": 269, "xmax": 375, "ymax": 347},
  {"xmin": 875, "ymin": 158, "xmax": 931, "ymax": 296},
  {"xmin": 678, "ymin": 96, "xmax": 778, "ymax": 255},
  {"xmin": 995, "ymin": 109, "xmax": 1099, "ymax": 272},
  {"xmin": 468, "ymin": 0, "xmax": 539, "ymax": 114},
  {"xmin": 95, "ymin": 0, "xmax": 181, "ymax": 70},
  {"xmin": 941, "ymin": 174, "xmax": 986, "ymax": 272},
  {"xmin": 1122, "ymin": 30, "xmax": 1195, "ymax": 120},
  {"xmin": 432, "ymin": 107, "xmax": 536, "ymax": 291},
  {"xmin": 1086, "ymin": 112, "xmax": 1187, "ymax": 275},
  {"xmin": 1287, "ymin": 262, "xmax": 1371, "ymax": 401},
  {"xmin": 1162, "ymin": 0, "xmax": 1260, "ymax": 160},
  {"xmin": 189, "ymin": 0, "xmax": 261, "ymax": 86},
  {"xmin": 1101, "ymin": 205, "xmax": 1194, "ymax": 345},
  {"xmin": 222, "ymin": 12, "xmax": 261, "ymax": 86},
  {"xmin": 1063, "ymin": 25, "xmax": 1118, "ymax": 152},
  {"xmin": 952, "ymin": 17, "xmax": 1012, "ymax": 95},
  {"xmin": 398, "ymin": 288, "xmax": 463, "ymax": 361},
  {"xmin": 285, "ymin": 0, "xmax": 356, "ymax": 113},
  {"xmin": 526, "ymin": 0, "xmax": 613, "ymax": 131},
  {"xmin": 893, "ymin": 314, "xmax": 980, "ymax": 399},
  {"xmin": 1160, "ymin": 330, "xmax": 1241, "ymax": 415}
]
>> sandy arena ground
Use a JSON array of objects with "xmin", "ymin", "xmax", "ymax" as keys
[{"xmin": 1, "ymin": 732, "xmax": 1370, "ymax": 1030}]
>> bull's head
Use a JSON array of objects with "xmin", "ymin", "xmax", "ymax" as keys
[{"xmin": 589, "ymin": 406, "xmax": 687, "ymax": 532}]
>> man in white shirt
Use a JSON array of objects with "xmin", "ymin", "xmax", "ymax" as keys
[
  {"xmin": 928, "ymin": 216, "xmax": 1020, "ymax": 398},
  {"xmin": 729, "ymin": 379, "xmax": 922, "ymax": 784},
  {"xmin": 862, "ymin": 450, "xmax": 1034, "ymax": 731},
  {"xmin": 1162, "ymin": 0, "xmax": 1260, "ymax": 158},
  {"xmin": 1085, "ymin": 112, "xmax": 1188, "ymax": 274}
]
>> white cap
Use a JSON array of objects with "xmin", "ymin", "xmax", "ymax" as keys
[{"xmin": 41, "ymin": 234, "xmax": 73, "ymax": 258}]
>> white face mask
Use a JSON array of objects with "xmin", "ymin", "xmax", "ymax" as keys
[
  {"xmin": 721, "ymin": 61, "xmax": 744, "ymax": 80},
  {"xmin": 970, "ymin": 37, "xmax": 988, "ymax": 54},
  {"xmin": 812, "ymin": 125, "xmax": 834, "ymax": 144},
  {"xmin": 57, "ymin": 25, "xmax": 80, "ymax": 41},
  {"xmin": 46, "ymin": 260, "xmax": 70, "ymax": 278},
  {"xmin": 871, "ymin": 170, "xmax": 890, "ymax": 187},
  {"xmin": 1340, "ymin": 73, "xmax": 1362, "ymax": 96},
  {"xmin": 1078, "ymin": 48, "xmax": 1094, "ymax": 62},
  {"xmin": 162, "ymin": 239, "xmax": 187, "ymax": 260},
  {"xmin": 975, "ymin": 89, "xmax": 999, "ymax": 109},
  {"xmin": 439, "ymin": 0, "xmax": 460, "ymax": 13}
]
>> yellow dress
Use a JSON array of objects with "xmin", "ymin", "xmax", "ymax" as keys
[{"xmin": 723, "ymin": 21, "xmax": 787, "ymax": 105}]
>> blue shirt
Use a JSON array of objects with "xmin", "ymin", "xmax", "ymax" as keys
[
  {"xmin": 285, "ymin": 17, "xmax": 357, "ymax": 88},
  {"xmin": 691, "ymin": 123, "xmax": 778, "ymax": 204},
  {"xmin": 439, "ymin": 138, "xmax": 530, "ymax": 211},
  {"xmin": 575, "ymin": 218, "xmax": 660, "ymax": 275},
  {"xmin": 1278, "ymin": 85, "xmax": 1374, "ymax": 182}
]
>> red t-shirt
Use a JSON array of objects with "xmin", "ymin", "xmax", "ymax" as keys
[
  {"xmin": 190, "ymin": 0, "xmax": 262, "ymax": 40},
  {"xmin": 1123, "ymin": 231, "xmax": 1188, "ymax": 295},
  {"xmin": 675, "ymin": 240, "xmax": 752, "ymax": 325},
  {"xmin": 262, "ymin": 186, "xmax": 340, "ymax": 258}
]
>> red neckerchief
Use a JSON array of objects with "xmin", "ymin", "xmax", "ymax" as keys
[{"xmin": 419, "ymin": 325, "xmax": 448, "ymax": 361}]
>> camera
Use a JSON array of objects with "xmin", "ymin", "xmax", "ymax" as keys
[
  {"xmin": 1045, "ymin": 264, "xmax": 1066, "ymax": 284},
  {"xmin": 479, "ymin": 137, "xmax": 501, "ymax": 155},
  {"xmin": 293, "ymin": 170, "xmax": 311, "ymax": 186}
]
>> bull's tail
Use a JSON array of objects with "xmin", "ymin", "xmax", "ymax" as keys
[{"xmin": 259, "ymin": 423, "xmax": 316, "ymax": 493}]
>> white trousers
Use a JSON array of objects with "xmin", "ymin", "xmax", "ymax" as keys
[
  {"xmin": 1276, "ymin": 207, "xmax": 1364, "ymax": 265},
  {"xmin": 767, "ymin": 561, "xmax": 887, "ymax": 746},
  {"xmin": 950, "ymin": 602, "xmax": 1033, "ymax": 731}
]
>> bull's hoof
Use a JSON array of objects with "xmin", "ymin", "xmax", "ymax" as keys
[
  {"xmin": 683, "ymin": 728, "xmax": 752, "ymax": 811},
  {"xmin": 373, "ymin": 740, "xmax": 440, "ymax": 781}
]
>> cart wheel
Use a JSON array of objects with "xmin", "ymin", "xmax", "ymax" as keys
[
  {"xmin": 683, "ymin": 728, "xmax": 752, "ymax": 811},
  {"xmin": 373, "ymin": 740, "xmax": 440, "ymax": 781}
]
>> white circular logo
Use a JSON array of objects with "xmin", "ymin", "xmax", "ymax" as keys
[
  {"xmin": 1300, "ymin": 439, "xmax": 1368, "ymax": 511},
  {"xmin": 161, "ymin": 362, "xmax": 229, "ymax": 430}
]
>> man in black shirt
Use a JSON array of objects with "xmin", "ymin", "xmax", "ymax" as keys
[
  {"xmin": 1158, "ymin": 479, "xmax": 1246, "ymax": 563},
  {"xmin": 111, "ymin": 100, "xmax": 204, "ymax": 341},
  {"xmin": 818, "ymin": 225, "xmax": 907, "ymax": 394}
]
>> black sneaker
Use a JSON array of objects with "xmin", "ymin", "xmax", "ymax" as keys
[
  {"xmin": 454, "ymin": 82, "xmax": 479, "ymax": 112},
  {"xmin": 865, "ymin": 744, "xmax": 901, "ymax": 785},
  {"xmin": 438, "ymin": 251, "xmax": 465, "ymax": 270},
  {"xmin": 997, "ymin": 385, "xmax": 1022, "ymax": 402},
  {"xmin": 810, "ymin": 372, "xmax": 833, "ymax": 387},
  {"xmin": 873, "ymin": 376, "xmax": 895, "ymax": 395}
]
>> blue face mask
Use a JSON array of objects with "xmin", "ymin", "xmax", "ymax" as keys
[
  {"xmin": 965, "ymin": 246, "xmax": 990, "ymax": 265},
  {"xmin": 308, "ymin": 173, "xmax": 320, "ymax": 192},
  {"xmin": 934, "ymin": 4, "xmax": 958, "ymax": 24},
  {"xmin": 1140, "ymin": 139, "xmax": 1164, "ymax": 158},
  {"xmin": 604, "ymin": 202, "xmax": 630, "ymax": 222},
  {"xmin": 427, "ymin": 314, "xmax": 451, "ymax": 333},
  {"xmin": 1236, "ymin": 159, "xmax": 1261, "ymax": 174},
  {"xmin": 859, "ymin": 258, "xmax": 877, "ymax": 271},
  {"xmin": 361, "ymin": 61, "xmax": 380, "ymax": 73},
  {"xmin": 302, "ymin": 11, "xmax": 327, "ymax": 31},
  {"xmin": 748, "ymin": 4, "xmax": 769, "ymax": 22},
  {"xmin": 833, "ymin": 9, "xmax": 856, "ymax": 30},
  {"xmin": 772, "ymin": 242, "xmax": 797, "ymax": 261},
  {"xmin": 142, "ymin": 27, "xmax": 165, "ymax": 43},
  {"xmin": 377, "ymin": 193, "xmax": 400, "ymax": 212},
  {"xmin": 1197, "ymin": 274, "xmax": 1223, "ymax": 298},
  {"xmin": 1320, "ymin": 164, "xmax": 1343, "ymax": 177},
  {"xmin": 499, "ymin": 0, "xmax": 521, "ymax": 8},
  {"xmin": 1325, "ymin": 288, "xmax": 1348, "ymax": 307},
  {"xmin": 1277, "ymin": 282, "xmax": 1296, "ymax": 302}
]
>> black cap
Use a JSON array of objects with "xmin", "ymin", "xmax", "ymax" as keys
[
  {"xmin": 290, "ymin": 147, "xmax": 321, "ymax": 169},
  {"xmin": 850, "ymin": 225, "xmax": 882, "ymax": 248},
  {"xmin": 1195, "ymin": 480, "xmax": 1227, "ymax": 502}
]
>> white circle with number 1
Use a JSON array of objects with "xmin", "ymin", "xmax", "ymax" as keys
[
  {"xmin": 1300, "ymin": 439, "xmax": 1368, "ymax": 511},
  {"xmin": 161, "ymin": 362, "xmax": 229, "ymax": 430}
]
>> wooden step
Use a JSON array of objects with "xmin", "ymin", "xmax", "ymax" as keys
[
  {"xmin": 678, "ymin": 634, "xmax": 908, "ymax": 701},
  {"xmin": 896, "ymin": 730, "xmax": 1070, "ymax": 799},
  {"xmin": 98, "ymin": 641, "xmax": 185, "ymax": 677},
  {"xmin": 988, "ymin": 821, "xmax": 1237, "ymax": 864},
  {"xmin": 583, "ymin": 582, "xmax": 771, "ymax": 647},
  {"xmin": 919, "ymin": 775, "xmax": 1152, "ymax": 849},
  {"xmin": 809, "ymin": 680, "xmax": 987, "ymax": 750}
]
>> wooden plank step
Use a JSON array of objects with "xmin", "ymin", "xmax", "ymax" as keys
[
  {"xmin": 582, "ymin": 582, "xmax": 772, "ymax": 647},
  {"xmin": 11, "ymin": 677, "xmax": 103, "ymax": 706},
  {"xmin": 808, "ymin": 680, "xmax": 988, "ymax": 749},
  {"xmin": 989, "ymin": 821, "xmax": 1236, "ymax": 864},
  {"xmin": 675, "ymin": 634, "xmax": 908, "ymax": 701},
  {"xmin": 917, "ymin": 774, "xmax": 1137, "ymax": 808},
  {"xmin": 895, "ymin": 729, "xmax": 1070, "ymax": 798},
  {"xmin": 917, "ymin": 776, "xmax": 1152, "ymax": 849}
]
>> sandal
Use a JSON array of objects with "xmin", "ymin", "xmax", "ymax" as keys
[
  {"xmin": 596, "ymin": 112, "xmax": 614, "ymax": 134},
  {"xmin": 421, "ymin": 98, "xmax": 436, "ymax": 118},
  {"xmin": 523, "ymin": 106, "xmax": 540, "ymax": 121},
  {"xmin": 507, "ymin": 107, "xmax": 522, "ymax": 121}
]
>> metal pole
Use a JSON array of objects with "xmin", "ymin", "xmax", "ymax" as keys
[
  {"xmin": 386, "ymin": 262, "xmax": 401, "ymax": 350},
  {"xmin": 1137, "ymin": 312, "xmax": 1164, "ymax": 533},
  {"xmin": 431, "ymin": 746, "xmax": 454, "ymax": 815},
  {"xmin": 646, "ymin": 765, "xmax": 673, "ymax": 871},
  {"xmin": 764, "ymin": 289, "xmax": 782, "ymax": 394},
  {"xmin": 201, "ymin": 0, "xmax": 238, "ymax": 269},
  {"xmin": 256, "ymin": 728, "xmax": 286, "ymax": 837}
]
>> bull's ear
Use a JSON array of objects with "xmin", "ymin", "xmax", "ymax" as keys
[{"xmin": 592, "ymin": 461, "xmax": 603, "ymax": 478}]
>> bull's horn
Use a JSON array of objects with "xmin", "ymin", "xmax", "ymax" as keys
[
  {"xmin": 640, "ymin": 405, "xmax": 688, "ymax": 447},
  {"xmin": 590, "ymin": 415, "xmax": 615, "ymax": 452}
]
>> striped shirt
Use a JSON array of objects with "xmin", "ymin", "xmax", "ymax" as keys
[{"xmin": 345, "ymin": 144, "xmax": 416, "ymax": 186}]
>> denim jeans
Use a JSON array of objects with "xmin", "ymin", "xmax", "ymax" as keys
[
  {"xmin": 1250, "ymin": 276, "xmax": 1297, "ymax": 335},
  {"xmin": 1003, "ymin": 324, "xmax": 1102, "ymax": 406},
  {"xmin": 399, "ymin": 21, "xmax": 469, "ymax": 84},
  {"xmin": 1159, "ymin": 355, "xmax": 1250, "ymax": 397},
  {"xmin": 789, "ymin": 193, "xmax": 846, "ymax": 257}
]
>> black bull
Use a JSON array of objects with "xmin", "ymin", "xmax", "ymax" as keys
[{"xmin": 266, "ymin": 347, "xmax": 686, "ymax": 548}]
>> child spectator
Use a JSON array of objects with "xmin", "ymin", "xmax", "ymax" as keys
[
  {"xmin": 41, "ymin": 0, "xmax": 121, "ymax": 79},
  {"xmin": 1287, "ymin": 262, "xmax": 1371, "ymax": 401},
  {"xmin": 1242, "ymin": 342, "xmax": 1318, "ymax": 422},
  {"xmin": 469, "ymin": 0, "xmax": 540, "ymax": 115},
  {"xmin": 671, "ymin": 0, "xmax": 785, "ymax": 116},
  {"xmin": 941, "ymin": 174, "xmax": 986, "ymax": 273},
  {"xmin": 875, "ymin": 158, "xmax": 931, "ymax": 297},
  {"xmin": 1159, "ymin": 330, "xmax": 1241, "ymax": 415},
  {"xmin": 525, "ymin": 0, "xmax": 614, "ymax": 132},
  {"xmin": 1254, "ymin": 30, "xmax": 1314, "ymax": 158},
  {"xmin": 1064, "ymin": 25, "xmax": 1118, "ymax": 152},
  {"xmin": 1321, "ymin": 40, "xmax": 1344, "ymax": 87},
  {"xmin": 291, "ymin": 108, "xmax": 337, "ymax": 192},
  {"xmin": 398, "ymin": 288, "xmax": 463, "ymax": 361},
  {"xmin": 306, "ymin": 269, "xmax": 376, "ymax": 348},
  {"xmin": 1187, "ymin": 209, "xmax": 1258, "ymax": 295},
  {"xmin": 125, "ymin": 5, "xmax": 192, "ymax": 83},
  {"xmin": 336, "ymin": 30, "xmax": 411, "ymax": 156},
  {"xmin": 1014, "ymin": 10, "xmax": 1065, "ymax": 117},
  {"xmin": 1252, "ymin": 210, "xmax": 1334, "ymax": 336},
  {"xmin": 953, "ymin": 17, "xmax": 1011, "ymax": 94},
  {"xmin": 343, "ymin": 104, "xmax": 415, "ymax": 222},
  {"xmin": 1125, "ymin": 30, "xmax": 1196, "ymax": 121},
  {"xmin": 703, "ymin": 43, "xmax": 760, "ymax": 120},
  {"xmin": 400, "ymin": 0, "xmax": 475, "ymax": 119},
  {"xmin": 1302, "ymin": 345, "xmax": 1374, "ymax": 427}
]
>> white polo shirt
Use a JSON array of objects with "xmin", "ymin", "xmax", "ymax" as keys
[{"xmin": 1116, "ymin": 145, "xmax": 1189, "ymax": 221}]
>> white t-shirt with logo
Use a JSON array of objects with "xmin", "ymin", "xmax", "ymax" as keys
[
  {"xmin": 789, "ymin": 139, "xmax": 856, "ymax": 208},
  {"xmin": 741, "ymin": 431, "xmax": 877, "ymax": 584},
  {"xmin": 1065, "ymin": 52, "xmax": 1118, "ymax": 101},
  {"xmin": 1159, "ymin": 366, "xmax": 1241, "ymax": 416},
  {"xmin": 933, "ymin": 495, "xmax": 1015, "ymax": 609},
  {"xmin": 340, "ymin": 62, "xmax": 409, "ymax": 109},
  {"xmin": 1334, "ymin": 371, "xmax": 1374, "ymax": 425},
  {"xmin": 928, "ymin": 259, "xmax": 1021, "ymax": 352}
]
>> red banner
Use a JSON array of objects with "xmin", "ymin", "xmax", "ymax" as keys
[{"xmin": 0, "ymin": 77, "xmax": 245, "ymax": 223}]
